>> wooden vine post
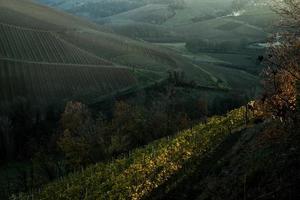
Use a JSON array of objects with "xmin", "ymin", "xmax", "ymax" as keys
[
  {"xmin": 296, "ymin": 81, "xmax": 300, "ymax": 121},
  {"xmin": 245, "ymin": 104, "xmax": 249, "ymax": 126}
]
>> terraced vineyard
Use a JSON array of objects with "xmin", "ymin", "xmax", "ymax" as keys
[
  {"xmin": 0, "ymin": 23, "xmax": 111, "ymax": 65},
  {"xmin": 0, "ymin": 59, "xmax": 137, "ymax": 109},
  {"xmin": 17, "ymin": 107, "xmax": 250, "ymax": 200}
]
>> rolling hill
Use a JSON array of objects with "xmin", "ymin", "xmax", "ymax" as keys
[
  {"xmin": 102, "ymin": 0, "xmax": 275, "ymax": 43},
  {"xmin": 35, "ymin": 0, "xmax": 277, "ymax": 96},
  {"xmin": 0, "ymin": 0, "xmax": 136, "ymax": 110},
  {"xmin": 36, "ymin": 0, "xmax": 275, "ymax": 42},
  {"xmin": 0, "ymin": 0, "xmax": 219, "ymax": 111},
  {"xmin": 175, "ymin": 17, "xmax": 268, "ymax": 43},
  {"xmin": 0, "ymin": 0, "xmax": 275, "ymax": 112}
]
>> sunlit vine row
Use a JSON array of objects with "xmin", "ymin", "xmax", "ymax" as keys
[{"xmin": 15, "ymin": 107, "xmax": 251, "ymax": 200}]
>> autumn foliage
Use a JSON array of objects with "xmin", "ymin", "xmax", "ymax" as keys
[
  {"xmin": 262, "ymin": 38, "xmax": 300, "ymax": 120},
  {"xmin": 261, "ymin": 0, "xmax": 300, "ymax": 122}
]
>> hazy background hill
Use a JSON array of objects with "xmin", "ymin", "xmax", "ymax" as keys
[{"xmin": 34, "ymin": 0, "xmax": 278, "ymax": 98}]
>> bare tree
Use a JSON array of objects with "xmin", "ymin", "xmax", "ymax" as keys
[{"xmin": 271, "ymin": 0, "xmax": 300, "ymax": 34}]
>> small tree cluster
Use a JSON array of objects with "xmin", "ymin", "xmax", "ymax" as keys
[
  {"xmin": 271, "ymin": 0, "xmax": 300, "ymax": 34},
  {"xmin": 57, "ymin": 100, "xmax": 196, "ymax": 170},
  {"xmin": 262, "ymin": 38, "xmax": 300, "ymax": 120}
]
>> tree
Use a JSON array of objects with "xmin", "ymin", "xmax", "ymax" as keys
[
  {"xmin": 108, "ymin": 101, "xmax": 147, "ymax": 155},
  {"xmin": 0, "ymin": 116, "xmax": 13, "ymax": 160},
  {"xmin": 57, "ymin": 129, "xmax": 91, "ymax": 169},
  {"xmin": 271, "ymin": 0, "xmax": 300, "ymax": 34},
  {"xmin": 60, "ymin": 101, "xmax": 91, "ymax": 133},
  {"xmin": 58, "ymin": 101, "xmax": 96, "ymax": 169},
  {"xmin": 262, "ymin": 39, "xmax": 300, "ymax": 120},
  {"xmin": 261, "ymin": 0, "xmax": 300, "ymax": 122}
]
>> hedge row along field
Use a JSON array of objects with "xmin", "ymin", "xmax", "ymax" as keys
[
  {"xmin": 0, "ymin": 59, "xmax": 137, "ymax": 109},
  {"xmin": 17, "ymin": 107, "xmax": 251, "ymax": 200},
  {"xmin": 0, "ymin": 23, "xmax": 110, "ymax": 65}
]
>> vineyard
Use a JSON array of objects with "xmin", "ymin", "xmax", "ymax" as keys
[
  {"xmin": 0, "ymin": 59, "xmax": 137, "ymax": 109},
  {"xmin": 57, "ymin": 30, "xmax": 217, "ymax": 87},
  {"xmin": 57, "ymin": 30, "xmax": 179, "ymax": 68},
  {"xmin": 16, "ymin": 107, "xmax": 252, "ymax": 200},
  {"xmin": 0, "ymin": 23, "xmax": 111, "ymax": 65},
  {"xmin": 0, "ymin": 0, "xmax": 244, "ymax": 114}
]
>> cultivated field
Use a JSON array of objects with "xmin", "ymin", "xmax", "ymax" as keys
[
  {"xmin": 0, "ymin": 59, "xmax": 137, "ymax": 109},
  {"xmin": 0, "ymin": 23, "xmax": 110, "ymax": 65}
]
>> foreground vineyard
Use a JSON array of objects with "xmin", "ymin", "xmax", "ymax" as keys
[
  {"xmin": 0, "ymin": 59, "xmax": 137, "ymax": 109},
  {"xmin": 17, "ymin": 107, "xmax": 251, "ymax": 200}
]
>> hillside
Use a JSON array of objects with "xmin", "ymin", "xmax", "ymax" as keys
[
  {"xmin": 1, "ymin": 1, "xmax": 298, "ymax": 200},
  {"xmin": 0, "ymin": 59, "xmax": 136, "ymax": 109},
  {"xmin": 0, "ymin": 0, "xmax": 219, "ymax": 111},
  {"xmin": 106, "ymin": 4, "xmax": 175, "ymax": 25},
  {"xmin": 176, "ymin": 17, "xmax": 267, "ymax": 42},
  {"xmin": 36, "ymin": 0, "xmax": 181, "ymax": 19},
  {"xmin": 150, "ymin": 121, "xmax": 300, "ymax": 200},
  {"xmin": 1, "ymin": 1, "xmax": 299, "ymax": 200},
  {"xmin": 36, "ymin": 0, "xmax": 275, "ymax": 43},
  {"xmin": 35, "ymin": 0, "xmax": 276, "ymax": 96},
  {"xmin": 16, "ymin": 107, "xmax": 250, "ymax": 199},
  {"xmin": 0, "ymin": 23, "xmax": 109, "ymax": 65},
  {"xmin": 15, "ymin": 107, "xmax": 300, "ymax": 200}
]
